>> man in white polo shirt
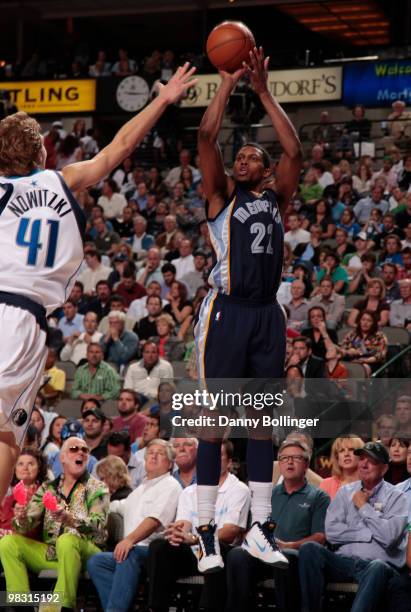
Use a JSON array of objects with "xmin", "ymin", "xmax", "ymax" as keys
[
  {"xmin": 87, "ymin": 439, "xmax": 181, "ymax": 612},
  {"xmin": 147, "ymin": 440, "xmax": 250, "ymax": 612}
]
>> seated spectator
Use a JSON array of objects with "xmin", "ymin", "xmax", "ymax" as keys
[
  {"xmin": 134, "ymin": 294, "xmax": 163, "ymax": 343},
  {"xmin": 95, "ymin": 456, "xmax": 132, "ymax": 501},
  {"xmin": 180, "ymin": 166, "xmax": 197, "ymax": 197},
  {"xmin": 385, "ymin": 438, "xmax": 410, "ymax": 485},
  {"xmin": 128, "ymin": 280, "xmax": 166, "ymax": 321},
  {"xmin": 398, "ymin": 247, "xmax": 411, "ymax": 279},
  {"xmin": 147, "ymin": 166, "xmax": 168, "ymax": 201},
  {"xmin": 111, "ymin": 48, "xmax": 137, "ymax": 76},
  {"xmin": 93, "ymin": 216, "xmax": 120, "ymax": 255},
  {"xmin": 181, "ymin": 250, "xmax": 207, "ymax": 299},
  {"xmin": 298, "ymin": 441, "xmax": 407, "ymax": 612},
  {"xmin": 114, "ymin": 268, "xmax": 146, "ymax": 308},
  {"xmin": 0, "ymin": 449, "xmax": 48, "ymax": 538},
  {"xmin": 337, "ymin": 206, "xmax": 361, "ymax": 240},
  {"xmin": 67, "ymin": 280, "xmax": 89, "ymax": 315},
  {"xmin": 97, "ymin": 178, "xmax": 127, "ymax": 220},
  {"xmin": 324, "ymin": 344, "xmax": 348, "ymax": 379},
  {"xmin": 128, "ymin": 215, "xmax": 155, "ymax": 260},
  {"xmin": 48, "ymin": 419, "xmax": 99, "ymax": 478},
  {"xmin": 352, "ymin": 161, "xmax": 373, "ymax": 195},
  {"xmin": 345, "ymin": 103, "xmax": 372, "ymax": 140},
  {"xmin": 301, "ymin": 306, "xmax": 339, "ymax": 361},
  {"xmin": 304, "ymin": 198, "xmax": 335, "ymax": 240},
  {"xmin": 172, "ymin": 238, "xmax": 195, "ymax": 280},
  {"xmin": 287, "ymin": 279, "xmax": 309, "ymax": 332},
  {"xmin": 348, "ymin": 252, "xmax": 378, "ymax": 295},
  {"xmin": 320, "ymin": 436, "xmax": 365, "ymax": 499},
  {"xmin": 0, "ymin": 437, "xmax": 110, "ymax": 610},
  {"xmin": 226, "ymin": 439, "xmax": 329, "ymax": 612},
  {"xmin": 156, "ymin": 214, "xmax": 178, "ymax": 254},
  {"xmin": 375, "ymin": 213, "xmax": 404, "ymax": 248},
  {"xmin": 71, "ymin": 343, "xmax": 121, "ymax": 401},
  {"xmin": 316, "ymin": 251, "xmax": 348, "ymax": 295},
  {"xmin": 58, "ymin": 300, "xmax": 84, "ymax": 342},
  {"xmin": 347, "ymin": 278, "xmax": 390, "ymax": 328},
  {"xmin": 374, "ymin": 413, "xmax": 398, "ymax": 447},
  {"xmin": 299, "ymin": 168, "xmax": 323, "ymax": 204},
  {"xmin": 380, "ymin": 233, "xmax": 404, "ymax": 267},
  {"xmin": 97, "ymin": 295, "xmax": 134, "ymax": 334},
  {"xmin": 289, "ymin": 336, "xmax": 325, "ymax": 378},
  {"xmin": 89, "ymin": 50, "xmax": 111, "ymax": 77},
  {"xmin": 133, "ymin": 411, "xmax": 161, "ymax": 458},
  {"xmin": 381, "ymin": 262, "xmax": 401, "ymax": 303},
  {"xmin": 56, "ymin": 134, "xmax": 82, "ymax": 169},
  {"xmin": 78, "ymin": 250, "xmax": 112, "ymax": 296},
  {"xmin": 148, "ymin": 441, "xmax": 250, "ymax": 611},
  {"xmin": 343, "ymin": 232, "xmax": 370, "ymax": 274},
  {"xmin": 124, "ymin": 341, "xmax": 174, "ymax": 400},
  {"xmin": 172, "ymin": 437, "xmax": 198, "ymax": 488},
  {"xmin": 164, "ymin": 149, "xmax": 200, "ymax": 190},
  {"xmin": 353, "ymin": 185, "xmax": 389, "ymax": 224},
  {"xmin": 30, "ymin": 407, "xmax": 47, "ymax": 448},
  {"xmin": 294, "ymin": 224, "xmax": 322, "ymax": 266},
  {"xmin": 395, "ymin": 396, "xmax": 411, "ymax": 438},
  {"xmin": 82, "ymin": 408, "xmax": 108, "ymax": 460},
  {"xmin": 112, "ymin": 389, "xmax": 147, "ymax": 443},
  {"xmin": 41, "ymin": 348, "xmax": 66, "ymax": 405},
  {"xmin": 388, "ymin": 100, "xmax": 411, "ymax": 144},
  {"xmin": 111, "ymin": 206, "xmax": 135, "ymax": 239},
  {"xmin": 41, "ymin": 415, "xmax": 67, "ymax": 458},
  {"xmin": 390, "ymin": 279, "xmax": 411, "ymax": 329},
  {"xmin": 372, "ymin": 157, "xmax": 398, "ymax": 191},
  {"xmin": 334, "ymin": 227, "xmax": 356, "ymax": 260},
  {"xmin": 284, "ymin": 213, "xmax": 310, "ymax": 251},
  {"xmin": 397, "ymin": 155, "xmax": 411, "ymax": 194},
  {"xmin": 87, "ymin": 439, "xmax": 181, "ymax": 612},
  {"xmin": 308, "ymin": 276, "xmax": 345, "ymax": 329},
  {"xmin": 364, "ymin": 208, "xmax": 384, "ymax": 247},
  {"xmin": 99, "ymin": 310, "xmax": 139, "ymax": 369},
  {"xmin": 164, "ymin": 281, "xmax": 193, "ymax": 325},
  {"xmin": 137, "ymin": 247, "xmax": 164, "ymax": 287},
  {"xmin": 312, "ymin": 161, "xmax": 333, "ymax": 189},
  {"xmin": 105, "ymin": 431, "xmax": 144, "ymax": 489},
  {"xmin": 341, "ymin": 311, "xmax": 388, "ymax": 377},
  {"xmin": 60, "ymin": 311, "xmax": 103, "ymax": 365}
]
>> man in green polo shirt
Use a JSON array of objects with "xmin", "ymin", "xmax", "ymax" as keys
[
  {"xmin": 71, "ymin": 342, "xmax": 121, "ymax": 401},
  {"xmin": 225, "ymin": 439, "xmax": 330, "ymax": 612}
]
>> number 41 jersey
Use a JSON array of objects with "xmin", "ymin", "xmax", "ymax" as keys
[
  {"xmin": 207, "ymin": 185, "xmax": 284, "ymax": 300},
  {"xmin": 0, "ymin": 169, "xmax": 85, "ymax": 315}
]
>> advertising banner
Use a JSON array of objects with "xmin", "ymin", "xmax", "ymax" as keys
[
  {"xmin": 343, "ymin": 60, "xmax": 411, "ymax": 107},
  {"xmin": 0, "ymin": 79, "xmax": 96, "ymax": 114}
]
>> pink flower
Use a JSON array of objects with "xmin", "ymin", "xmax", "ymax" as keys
[
  {"xmin": 13, "ymin": 481, "xmax": 27, "ymax": 505},
  {"xmin": 42, "ymin": 491, "xmax": 58, "ymax": 511}
]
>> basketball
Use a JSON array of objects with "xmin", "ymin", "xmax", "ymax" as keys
[{"xmin": 206, "ymin": 21, "xmax": 255, "ymax": 72}]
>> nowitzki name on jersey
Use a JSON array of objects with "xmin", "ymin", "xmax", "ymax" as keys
[{"xmin": 7, "ymin": 187, "xmax": 73, "ymax": 218}]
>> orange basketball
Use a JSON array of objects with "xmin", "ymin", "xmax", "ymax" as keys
[{"xmin": 206, "ymin": 21, "xmax": 255, "ymax": 72}]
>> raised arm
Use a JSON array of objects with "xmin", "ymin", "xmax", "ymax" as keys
[
  {"xmin": 62, "ymin": 64, "xmax": 197, "ymax": 191},
  {"xmin": 245, "ymin": 47, "xmax": 302, "ymax": 214},
  {"xmin": 197, "ymin": 68, "xmax": 244, "ymax": 218}
]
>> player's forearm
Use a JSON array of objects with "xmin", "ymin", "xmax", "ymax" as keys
[
  {"xmin": 198, "ymin": 79, "xmax": 233, "ymax": 142},
  {"xmin": 259, "ymin": 90, "xmax": 302, "ymax": 159}
]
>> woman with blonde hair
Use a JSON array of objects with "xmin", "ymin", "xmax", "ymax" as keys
[
  {"xmin": 347, "ymin": 278, "xmax": 390, "ymax": 328},
  {"xmin": 96, "ymin": 456, "xmax": 132, "ymax": 501},
  {"xmin": 320, "ymin": 435, "xmax": 365, "ymax": 499}
]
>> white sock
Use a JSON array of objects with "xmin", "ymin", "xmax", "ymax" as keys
[
  {"xmin": 197, "ymin": 484, "xmax": 219, "ymax": 526},
  {"xmin": 249, "ymin": 481, "xmax": 273, "ymax": 524}
]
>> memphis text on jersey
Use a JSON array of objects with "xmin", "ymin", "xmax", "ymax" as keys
[{"xmin": 6, "ymin": 187, "xmax": 73, "ymax": 219}]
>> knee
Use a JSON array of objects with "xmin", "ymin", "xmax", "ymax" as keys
[
  {"xmin": 0, "ymin": 534, "xmax": 19, "ymax": 556},
  {"xmin": 299, "ymin": 541, "xmax": 323, "ymax": 562},
  {"xmin": 56, "ymin": 533, "xmax": 80, "ymax": 556},
  {"xmin": 148, "ymin": 538, "xmax": 169, "ymax": 558},
  {"xmin": 368, "ymin": 559, "xmax": 390, "ymax": 578},
  {"xmin": 86, "ymin": 552, "xmax": 103, "ymax": 576},
  {"xmin": 226, "ymin": 546, "xmax": 249, "ymax": 572}
]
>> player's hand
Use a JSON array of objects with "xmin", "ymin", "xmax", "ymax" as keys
[
  {"xmin": 158, "ymin": 63, "xmax": 198, "ymax": 105},
  {"xmin": 219, "ymin": 67, "xmax": 247, "ymax": 88},
  {"xmin": 243, "ymin": 47, "xmax": 269, "ymax": 95},
  {"xmin": 114, "ymin": 537, "xmax": 134, "ymax": 562}
]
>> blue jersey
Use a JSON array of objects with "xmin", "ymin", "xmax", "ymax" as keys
[{"xmin": 207, "ymin": 185, "xmax": 283, "ymax": 300}]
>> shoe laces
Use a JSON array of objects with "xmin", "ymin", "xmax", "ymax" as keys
[
  {"xmin": 197, "ymin": 521, "xmax": 217, "ymax": 556},
  {"xmin": 260, "ymin": 519, "xmax": 279, "ymax": 551}
]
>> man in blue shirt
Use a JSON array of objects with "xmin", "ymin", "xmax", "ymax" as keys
[
  {"xmin": 299, "ymin": 441, "xmax": 408, "ymax": 612},
  {"xmin": 225, "ymin": 439, "xmax": 330, "ymax": 612},
  {"xmin": 58, "ymin": 299, "xmax": 84, "ymax": 342}
]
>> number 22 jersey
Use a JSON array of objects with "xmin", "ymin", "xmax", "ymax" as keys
[
  {"xmin": 207, "ymin": 185, "xmax": 284, "ymax": 300},
  {"xmin": 0, "ymin": 169, "xmax": 85, "ymax": 315}
]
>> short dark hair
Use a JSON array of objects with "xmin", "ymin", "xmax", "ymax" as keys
[
  {"xmin": 86, "ymin": 249, "xmax": 101, "ymax": 262},
  {"xmin": 96, "ymin": 279, "xmax": 111, "ymax": 290},
  {"xmin": 110, "ymin": 294, "xmax": 125, "ymax": 306},
  {"xmin": 240, "ymin": 142, "xmax": 271, "ymax": 169},
  {"xmin": 74, "ymin": 281, "xmax": 84, "ymax": 292},
  {"xmin": 80, "ymin": 398, "xmax": 101, "ymax": 413},
  {"xmin": 107, "ymin": 431, "xmax": 131, "ymax": 450},
  {"xmin": 119, "ymin": 388, "xmax": 139, "ymax": 406},
  {"xmin": 161, "ymin": 263, "xmax": 176, "ymax": 275},
  {"xmin": 292, "ymin": 336, "xmax": 312, "ymax": 349}
]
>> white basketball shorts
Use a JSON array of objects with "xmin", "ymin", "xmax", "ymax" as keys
[{"xmin": 0, "ymin": 304, "xmax": 47, "ymax": 447}]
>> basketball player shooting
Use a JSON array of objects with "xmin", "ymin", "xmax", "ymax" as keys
[
  {"xmin": 0, "ymin": 63, "xmax": 197, "ymax": 504},
  {"xmin": 195, "ymin": 47, "xmax": 302, "ymax": 571}
]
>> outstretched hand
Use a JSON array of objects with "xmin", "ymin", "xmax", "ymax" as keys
[
  {"xmin": 219, "ymin": 66, "xmax": 247, "ymax": 89},
  {"xmin": 243, "ymin": 46, "xmax": 269, "ymax": 95},
  {"xmin": 158, "ymin": 62, "xmax": 198, "ymax": 104}
]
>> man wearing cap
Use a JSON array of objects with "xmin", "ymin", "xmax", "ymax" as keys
[
  {"xmin": 0, "ymin": 436, "xmax": 109, "ymax": 612},
  {"xmin": 299, "ymin": 441, "xmax": 408, "ymax": 612},
  {"xmin": 226, "ymin": 439, "xmax": 329, "ymax": 612},
  {"xmin": 82, "ymin": 409, "xmax": 108, "ymax": 460},
  {"xmin": 354, "ymin": 186, "xmax": 389, "ymax": 225}
]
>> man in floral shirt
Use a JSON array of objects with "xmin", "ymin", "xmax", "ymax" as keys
[{"xmin": 0, "ymin": 436, "xmax": 109, "ymax": 610}]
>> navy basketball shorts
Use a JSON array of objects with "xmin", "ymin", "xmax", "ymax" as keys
[{"xmin": 195, "ymin": 289, "xmax": 286, "ymax": 379}]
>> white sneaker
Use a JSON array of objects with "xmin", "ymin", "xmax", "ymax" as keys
[
  {"xmin": 242, "ymin": 520, "xmax": 289, "ymax": 568},
  {"xmin": 196, "ymin": 521, "xmax": 224, "ymax": 573}
]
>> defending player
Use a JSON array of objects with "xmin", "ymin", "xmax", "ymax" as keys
[
  {"xmin": 0, "ymin": 63, "xmax": 197, "ymax": 503},
  {"xmin": 195, "ymin": 48, "xmax": 302, "ymax": 571}
]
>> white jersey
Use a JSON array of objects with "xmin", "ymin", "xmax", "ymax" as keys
[{"xmin": 0, "ymin": 169, "xmax": 85, "ymax": 315}]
